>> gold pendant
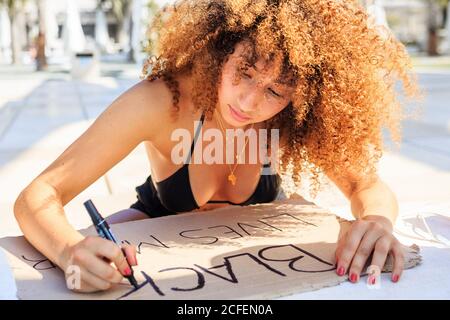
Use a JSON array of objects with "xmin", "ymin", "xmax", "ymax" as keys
[{"xmin": 228, "ymin": 173, "xmax": 237, "ymax": 186}]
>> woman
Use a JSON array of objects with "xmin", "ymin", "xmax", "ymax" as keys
[{"xmin": 14, "ymin": 0, "xmax": 420, "ymax": 293}]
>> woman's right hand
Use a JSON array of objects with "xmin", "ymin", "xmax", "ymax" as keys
[{"xmin": 62, "ymin": 236, "xmax": 138, "ymax": 293}]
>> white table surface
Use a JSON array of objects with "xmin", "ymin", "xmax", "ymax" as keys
[{"xmin": 0, "ymin": 249, "xmax": 17, "ymax": 299}]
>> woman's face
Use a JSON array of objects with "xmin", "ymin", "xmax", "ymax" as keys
[{"xmin": 217, "ymin": 41, "xmax": 295, "ymax": 128}]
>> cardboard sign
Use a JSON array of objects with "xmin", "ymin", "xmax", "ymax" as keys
[{"xmin": 0, "ymin": 198, "xmax": 421, "ymax": 299}]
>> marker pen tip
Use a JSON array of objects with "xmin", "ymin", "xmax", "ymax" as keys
[{"xmin": 128, "ymin": 275, "xmax": 139, "ymax": 289}]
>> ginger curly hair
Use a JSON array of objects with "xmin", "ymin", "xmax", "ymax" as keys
[{"xmin": 141, "ymin": 0, "xmax": 421, "ymax": 197}]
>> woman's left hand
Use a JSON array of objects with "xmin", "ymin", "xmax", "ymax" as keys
[{"xmin": 334, "ymin": 215, "xmax": 404, "ymax": 284}]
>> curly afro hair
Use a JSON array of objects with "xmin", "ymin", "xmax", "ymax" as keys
[{"xmin": 141, "ymin": 0, "xmax": 421, "ymax": 197}]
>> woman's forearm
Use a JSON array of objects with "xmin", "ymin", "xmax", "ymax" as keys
[
  {"xmin": 349, "ymin": 178, "xmax": 399, "ymax": 231},
  {"xmin": 14, "ymin": 180, "xmax": 84, "ymax": 271}
]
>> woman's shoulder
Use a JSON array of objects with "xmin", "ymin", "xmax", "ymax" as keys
[
  {"xmin": 126, "ymin": 78, "xmax": 174, "ymax": 115},
  {"xmin": 122, "ymin": 75, "xmax": 201, "ymax": 149},
  {"xmin": 117, "ymin": 78, "xmax": 180, "ymax": 140},
  {"xmin": 131, "ymin": 75, "xmax": 195, "ymax": 118}
]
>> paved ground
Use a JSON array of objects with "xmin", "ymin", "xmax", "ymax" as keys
[{"xmin": 0, "ymin": 58, "xmax": 449, "ymax": 298}]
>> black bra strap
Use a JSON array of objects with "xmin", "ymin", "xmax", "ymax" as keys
[{"xmin": 185, "ymin": 111, "xmax": 206, "ymax": 164}]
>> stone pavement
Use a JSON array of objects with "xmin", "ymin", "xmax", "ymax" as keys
[{"xmin": 0, "ymin": 60, "xmax": 449, "ymax": 298}]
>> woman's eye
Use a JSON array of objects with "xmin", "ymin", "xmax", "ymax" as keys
[
  {"xmin": 268, "ymin": 88, "xmax": 282, "ymax": 98},
  {"xmin": 239, "ymin": 70, "xmax": 283, "ymax": 98}
]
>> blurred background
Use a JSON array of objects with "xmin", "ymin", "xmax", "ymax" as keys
[
  {"xmin": 0, "ymin": 0, "xmax": 449, "ymax": 237},
  {"xmin": 1, "ymin": 0, "xmax": 450, "ymax": 68},
  {"xmin": 0, "ymin": 0, "xmax": 164, "ymax": 67}
]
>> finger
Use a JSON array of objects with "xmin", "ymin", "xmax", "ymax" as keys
[
  {"xmin": 79, "ymin": 267, "xmax": 113, "ymax": 291},
  {"xmin": 335, "ymin": 232, "xmax": 348, "ymax": 264},
  {"xmin": 85, "ymin": 237, "xmax": 131, "ymax": 276},
  {"xmin": 391, "ymin": 243, "xmax": 405, "ymax": 283},
  {"xmin": 122, "ymin": 244, "xmax": 138, "ymax": 266},
  {"xmin": 348, "ymin": 229, "xmax": 383, "ymax": 283},
  {"xmin": 77, "ymin": 249, "xmax": 123, "ymax": 284},
  {"xmin": 68, "ymin": 266, "xmax": 112, "ymax": 292},
  {"xmin": 336, "ymin": 220, "xmax": 367, "ymax": 276},
  {"xmin": 72, "ymin": 282, "xmax": 98, "ymax": 293},
  {"xmin": 369, "ymin": 235, "xmax": 391, "ymax": 278}
]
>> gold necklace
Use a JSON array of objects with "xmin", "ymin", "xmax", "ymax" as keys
[{"xmin": 214, "ymin": 110, "xmax": 254, "ymax": 186}]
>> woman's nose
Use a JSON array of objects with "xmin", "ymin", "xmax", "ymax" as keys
[{"xmin": 238, "ymin": 90, "xmax": 259, "ymax": 113}]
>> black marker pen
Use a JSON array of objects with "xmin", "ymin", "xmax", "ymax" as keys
[{"xmin": 83, "ymin": 199, "xmax": 139, "ymax": 289}]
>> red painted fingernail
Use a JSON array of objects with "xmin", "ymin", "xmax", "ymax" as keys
[
  {"xmin": 392, "ymin": 274, "xmax": 399, "ymax": 283},
  {"xmin": 350, "ymin": 273, "xmax": 358, "ymax": 283},
  {"xmin": 337, "ymin": 266, "xmax": 345, "ymax": 276},
  {"xmin": 369, "ymin": 276, "xmax": 376, "ymax": 285},
  {"xmin": 123, "ymin": 267, "xmax": 131, "ymax": 276}
]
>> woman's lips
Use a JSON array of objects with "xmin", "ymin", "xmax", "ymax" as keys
[{"xmin": 228, "ymin": 104, "xmax": 251, "ymax": 122}]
